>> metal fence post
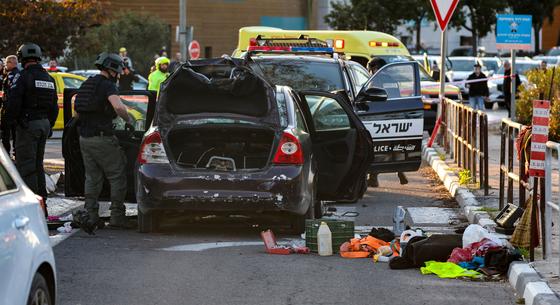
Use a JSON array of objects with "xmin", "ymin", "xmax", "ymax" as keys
[
  {"xmin": 545, "ymin": 146, "xmax": 552, "ymax": 260},
  {"xmin": 499, "ymin": 121, "xmax": 506, "ymax": 209}
]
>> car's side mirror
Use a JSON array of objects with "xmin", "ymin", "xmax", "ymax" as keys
[{"xmin": 357, "ymin": 87, "xmax": 388, "ymax": 103}]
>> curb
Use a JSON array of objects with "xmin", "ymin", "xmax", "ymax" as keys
[{"xmin": 422, "ymin": 143, "xmax": 560, "ymax": 305}]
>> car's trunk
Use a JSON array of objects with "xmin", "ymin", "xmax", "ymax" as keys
[{"xmin": 166, "ymin": 125, "xmax": 276, "ymax": 171}]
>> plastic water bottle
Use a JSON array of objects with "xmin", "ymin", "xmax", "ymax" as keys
[
  {"xmin": 393, "ymin": 206, "xmax": 406, "ymax": 236},
  {"xmin": 317, "ymin": 222, "xmax": 333, "ymax": 256}
]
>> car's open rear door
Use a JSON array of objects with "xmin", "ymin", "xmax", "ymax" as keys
[
  {"xmin": 297, "ymin": 91, "xmax": 373, "ymax": 202},
  {"xmin": 62, "ymin": 88, "xmax": 156, "ymax": 202},
  {"xmin": 356, "ymin": 62, "xmax": 424, "ymax": 173}
]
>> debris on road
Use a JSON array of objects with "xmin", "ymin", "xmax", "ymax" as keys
[{"xmin": 261, "ymin": 229, "xmax": 309, "ymax": 255}]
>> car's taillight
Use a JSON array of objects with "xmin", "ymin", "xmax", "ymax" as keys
[
  {"xmin": 272, "ymin": 132, "xmax": 304, "ymax": 165},
  {"xmin": 36, "ymin": 195, "xmax": 47, "ymax": 217},
  {"xmin": 138, "ymin": 130, "xmax": 169, "ymax": 164}
]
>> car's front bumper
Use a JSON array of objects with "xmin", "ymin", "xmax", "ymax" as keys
[{"xmin": 136, "ymin": 164, "xmax": 312, "ymax": 216}]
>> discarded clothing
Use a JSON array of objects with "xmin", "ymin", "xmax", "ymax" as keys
[
  {"xmin": 421, "ymin": 261, "xmax": 481, "ymax": 279},
  {"xmin": 483, "ymin": 248, "xmax": 522, "ymax": 274},
  {"xmin": 390, "ymin": 234, "xmax": 462, "ymax": 269},
  {"xmin": 448, "ymin": 247, "xmax": 473, "ymax": 264},
  {"xmin": 340, "ymin": 235, "xmax": 397, "ymax": 258},
  {"xmin": 369, "ymin": 227, "xmax": 395, "ymax": 242},
  {"xmin": 462, "ymin": 224, "xmax": 504, "ymax": 248},
  {"xmin": 458, "ymin": 256, "xmax": 484, "ymax": 270}
]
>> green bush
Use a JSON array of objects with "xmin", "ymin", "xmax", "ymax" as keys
[{"xmin": 516, "ymin": 67, "xmax": 560, "ymax": 141}]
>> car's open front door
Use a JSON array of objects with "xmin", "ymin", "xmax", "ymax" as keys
[
  {"xmin": 62, "ymin": 89, "xmax": 156, "ymax": 202},
  {"xmin": 297, "ymin": 91, "xmax": 373, "ymax": 202},
  {"xmin": 355, "ymin": 62, "xmax": 424, "ymax": 173}
]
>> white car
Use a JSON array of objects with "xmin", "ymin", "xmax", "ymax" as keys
[
  {"xmin": 0, "ymin": 147, "xmax": 56, "ymax": 305},
  {"xmin": 488, "ymin": 59, "xmax": 538, "ymax": 106}
]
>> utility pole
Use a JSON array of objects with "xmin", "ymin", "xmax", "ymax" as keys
[{"xmin": 179, "ymin": 0, "xmax": 187, "ymax": 61}]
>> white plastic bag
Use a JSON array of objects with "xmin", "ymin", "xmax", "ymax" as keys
[
  {"xmin": 462, "ymin": 224, "xmax": 504, "ymax": 248},
  {"xmin": 45, "ymin": 173, "xmax": 61, "ymax": 194}
]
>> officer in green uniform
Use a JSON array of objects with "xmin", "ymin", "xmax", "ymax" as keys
[
  {"xmin": 6, "ymin": 43, "xmax": 58, "ymax": 216},
  {"xmin": 74, "ymin": 53, "xmax": 134, "ymax": 230}
]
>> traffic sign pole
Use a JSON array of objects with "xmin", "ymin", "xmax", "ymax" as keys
[
  {"xmin": 438, "ymin": 29, "xmax": 447, "ymax": 120},
  {"xmin": 511, "ymin": 50, "xmax": 516, "ymax": 119}
]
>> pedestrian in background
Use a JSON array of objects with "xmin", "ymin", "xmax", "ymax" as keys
[
  {"xmin": 119, "ymin": 47, "xmax": 133, "ymax": 69},
  {"xmin": 1, "ymin": 55, "xmax": 19, "ymax": 156},
  {"xmin": 148, "ymin": 56, "xmax": 170, "ymax": 94},
  {"xmin": 0, "ymin": 58, "xmax": 4, "ymax": 85},
  {"xmin": 6, "ymin": 43, "xmax": 59, "ymax": 216},
  {"xmin": 169, "ymin": 52, "xmax": 182, "ymax": 73},
  {"xmin": 466, "ymin": 63, "xmax": 489, "ymax": 111},
  {"xmin": 502, "ymin": 60, "xmax": 520, "ymax": 117},
  {"xmin": 540, "ymin": 60, "xmax": 547, "ymax": 71},
  {"xmin": 74, "ymin": 52, "xmax": 134, "ymax": 230},
  {"xmin": 366, "ymin": 57, "xmax": 408, "ymax": 187},
  {"xmin": 118, "ymin": 59, "xmax": 139, "ymax": 91},
  {"xmin": 46, "ymin": 59, "xmax": 60, "ymax": 72}
]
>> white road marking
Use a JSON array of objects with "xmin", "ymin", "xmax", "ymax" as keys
[
  {"xmin": 159, "ymin": 238, "xmax": 304, "ymax": 252},
  {"xmin": 49, "ymin": 229, "xmax": 80, "ymax": 247},
  {"xmin": 159, "ymin": 241, "xmax": 263, "ymax": 252}
]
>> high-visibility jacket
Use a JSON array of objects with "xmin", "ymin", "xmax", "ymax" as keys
[
  {"xmin": 340, "ymin": 235, "xmax": 400, "ymax": 259},
  {"xmin": 148, "ymin": 69, "xmax": 169, "ymax": 93}
]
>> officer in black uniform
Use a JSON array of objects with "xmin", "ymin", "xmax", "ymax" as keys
[
  {"xmin": 6, "ymin": 43, "xmax": 58, "ymax": 215},
  {"xmin": 2, "ymin": 55, "xmax": 20, "ymax": 156},
  {"xmin": 74, "ymin": 52, "xmax": 134, "ymax": 231}
]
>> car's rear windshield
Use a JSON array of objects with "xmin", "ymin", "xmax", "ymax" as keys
[
  {"xmin": 252, "ymin": 59, "xmax": 344, "ymax": 91},
  {"xmin": 449, "ymin": 59, "xmax": 475, "ymax": 71}
]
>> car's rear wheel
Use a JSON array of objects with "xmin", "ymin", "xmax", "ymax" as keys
[
  {"xmin": 138, "ymin": 209, "xmax": 160, "ymax": 233},
  {"xmin": 27, "ymin": 273, "xmax": 52, "ymax": 305}
]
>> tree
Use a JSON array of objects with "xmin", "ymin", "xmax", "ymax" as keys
[
  {"xmin": 0, "ymin": 0, "xmax": 103, "ymax": 58},
  {"xmin": 401, "ymin": 0, "xmax": 434, "ymax": 53},
  {"xmin": 508, "ymin": 0, "xmax": 560, "ymax": 54},
  {"xmin": 324, "ymin": 0, "xmax": 405, "ymax": 35},
  {"xmin": 449, "ymin": 0, "xmax": 508, "ymax": 55},
  {"xmin": 67, "ymin": 11, "xmax": 170, "ymax": 77}
]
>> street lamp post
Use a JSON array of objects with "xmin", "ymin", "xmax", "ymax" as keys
[{"xmin": 179, "ymin": 0, "xmax": 187, "ymax": 61}]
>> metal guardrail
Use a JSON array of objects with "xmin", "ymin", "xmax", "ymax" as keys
[
  {"xmin": 440, "ymin": 99, "xmax": 489, "ymax": 194},
  {"xmin": 499, "ymin": 118, "xmax": 529, "ymax": 210},
  {"xmin": 544, "ymin": 140, "xmax": 560, "ymax": 275}
]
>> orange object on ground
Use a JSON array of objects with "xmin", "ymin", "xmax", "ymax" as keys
[{"xmin": 340, "ymin": 236, "xmax": 399, "ymax": 258}]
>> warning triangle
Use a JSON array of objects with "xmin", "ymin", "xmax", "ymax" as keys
[{"xmin": 430, "ymin": 0, "xmax": 460, "ymax": 31}]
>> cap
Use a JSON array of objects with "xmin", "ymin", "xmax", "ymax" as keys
[{"xmin": 119, "ymin": 47, "xmax": 127, "ymax": 53}]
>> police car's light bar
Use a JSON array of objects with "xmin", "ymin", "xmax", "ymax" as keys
[
  {"xmin": 247, "ymin": 46, "xmax": 334, "ymax": 53},
  {"xmin": 369, "ymin": 41, "xmax": 400, "ymax": 47}
]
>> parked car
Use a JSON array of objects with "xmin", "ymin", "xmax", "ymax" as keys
[
  {"xmin": 488, "ymin": 59, "xmax": 536, "ymax": 107},
  {"xmin": 533, "ymin": 55, "xmax": 559, "ymax": 66},
  {"xmin": 135, "ymin": 57, "xmax": 375, "ymax": 233},
  {"xmin": 448, "ymin": 57, "xmax": 494, "ymax": 99},
  {"xmin": 0, "ymin": 146, "xmax": 57, "ymax": 305}
]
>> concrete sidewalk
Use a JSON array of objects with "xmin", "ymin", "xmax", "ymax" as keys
[{"xmin": 424, "ymin": 108, "xmax": 560, "ymax": 304}]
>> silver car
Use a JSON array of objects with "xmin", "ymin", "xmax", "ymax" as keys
[{"xmin": 0, "ymin": 147, "xmax": 57, "ymax": 305}]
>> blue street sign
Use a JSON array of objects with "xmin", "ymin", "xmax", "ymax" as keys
[{"xmin": 496, "ymin": 14, "xmax": 532, "ymax": 50}]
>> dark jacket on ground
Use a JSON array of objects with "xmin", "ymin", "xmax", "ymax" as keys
[{"xmin": 466, "ymin": 72, "xmax": 489, "ymax": 97}]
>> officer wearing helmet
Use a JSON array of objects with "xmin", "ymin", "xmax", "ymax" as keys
[
  {"xmin": 73, "ymin": 52, "xmax": 134, "ymax": 230},
  {"xmin": 148, "ymin": 56, "xmax": 170, "ymax": 93},
  {"xmin": 5, "ymin": 43, "xmax": 58, "ymax": 216}
]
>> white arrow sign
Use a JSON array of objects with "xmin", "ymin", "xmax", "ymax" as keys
[{"xmin": 430, "ymin": 0, "xmax": 460, "ymax": 31}]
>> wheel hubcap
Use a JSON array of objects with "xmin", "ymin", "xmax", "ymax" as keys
[{"xmin": 32, "ymin": 288, "xmax": 49, "ymax": 305}]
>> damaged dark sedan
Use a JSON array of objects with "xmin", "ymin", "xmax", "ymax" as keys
[{"xmin": 134, "ymin": 58, "xmax": 374, "ymax": 233}]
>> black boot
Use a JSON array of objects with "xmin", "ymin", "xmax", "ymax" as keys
[{"xmin": 398, "ymin": 172, "xmax": 408, "ymax": 185}]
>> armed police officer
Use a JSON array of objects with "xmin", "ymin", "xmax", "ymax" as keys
[
  {"xmin": 5, "ymin": 43, "xmax": 58, "ymax": 216},
  {"xmin": 74, "ymin": 53, "xmax": 134, "ymax": 230}
]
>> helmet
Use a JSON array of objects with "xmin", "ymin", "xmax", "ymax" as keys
[
  {"xmin": 94, "ymin": 52, "xmax": 124, "ymax": 74},
  {"xmin": 17, "ymin": 43, "xmax": 42, "ymax": 62},
  {"xmin": 156, "ymin": 56, "xmax": 170, "ymax": 66}
]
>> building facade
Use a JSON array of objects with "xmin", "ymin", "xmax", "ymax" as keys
[{"xmin": 101, "ymin": 0, "xmax": 311, "ymax": 57}]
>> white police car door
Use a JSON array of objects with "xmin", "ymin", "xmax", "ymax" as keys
[{"xmin": 356, "ymin": 62, "xmax": 424, "ymax": 173}]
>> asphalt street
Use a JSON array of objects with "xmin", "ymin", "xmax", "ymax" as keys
[{"xmin": 52, "ymin": 166, "xmax": 518, "ymax": 305}]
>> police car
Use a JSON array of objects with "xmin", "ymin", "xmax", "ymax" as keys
[{"xmin": 242, "ymin": 37, "xmax": 424, "ymax": 174}]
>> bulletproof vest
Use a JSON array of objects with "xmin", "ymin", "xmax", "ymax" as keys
[
  {"xmin": 74, "ymin": 76, "xmax": 104, "ymax": 113},
  {"xmin": 23, "ymin": 66, "xmax": 57, "ymax": 119}
]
